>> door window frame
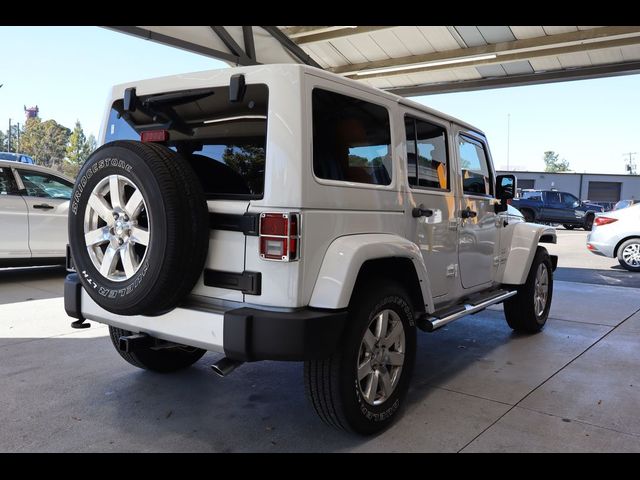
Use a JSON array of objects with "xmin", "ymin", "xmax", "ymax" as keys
[
  {"xmin": 457, "ymin": 132, "xmax": 494, "ymax": 198},
  {"xmin": 404, "ymin": 114, "xmax": 451, "ymax": 193}
]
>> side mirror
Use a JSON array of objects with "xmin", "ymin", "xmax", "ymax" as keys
[{"xmin": 496, "ymin": 174, "xmax": 516, "ymax": 200}]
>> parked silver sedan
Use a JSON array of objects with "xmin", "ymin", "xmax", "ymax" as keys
[
  {"xmin": 587, "ymin": 203, "xmax": 640, "ymax": 271},
  {"xmin": 0, "ymin": 160, "xmax": 73, "ymax": 267}
]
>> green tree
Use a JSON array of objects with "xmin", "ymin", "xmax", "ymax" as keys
[
  {"xmin": 543, "ymin": 150, "xmax": 570, "ymax": 172},
  {"xmin": 222, "ymin": 145, "xmax": 265, "ymax": 194},
  {"xmin": 63, "ymin": 121, "xmax": 96, "ymax": 178},
  {"xmin": 0, "ymin": 129, "xmax": 6, "ymax": 151},
  {"xmin": 20, "ymin": 117, "xmax": 71, "ymax": 170}
]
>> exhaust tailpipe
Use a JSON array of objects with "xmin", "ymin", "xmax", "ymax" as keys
[{"xmin": 211, "ymin": 357, "xmax": 244, "ymax": 377}]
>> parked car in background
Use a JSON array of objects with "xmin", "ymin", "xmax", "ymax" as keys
[
  {"xmin": 587, "ymin": 204, "xmax": 640, "ymax": 271},
  {"xmin": 613, "ymin": 199, "xmax": 639, "ymax": 211},
  {"xmin": 0, "ymin": 152, "xmax": 35, "ymax": 164},
  {"xmin": 0, "ymin": 160, "xmax": 73, "ymax": 267},
  {"xmin": 511, "ymin": 189, "xmax": 604, "ymax": 230}
]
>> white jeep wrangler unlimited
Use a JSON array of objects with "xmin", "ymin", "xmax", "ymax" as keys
[{"xmin": 65, "ymin": 64, "xmax": 557, "ymax": 435}]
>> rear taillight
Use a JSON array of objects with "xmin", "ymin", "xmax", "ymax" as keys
[
  {"xmin": 594, "ymin": 216, "xmax": 618, "ymax": 227},
  {"xmin": 259, "ymin": 213, "xmax": 300, "ymax": 261}
]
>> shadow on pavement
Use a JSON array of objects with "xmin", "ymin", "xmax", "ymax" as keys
[
  {"xmin": 554, "ymin": 266, "xmax": 640, "ymax": 288},
  {"xmin": 0, "ymin": 266, "xmax": 67, "ymax": 306}
]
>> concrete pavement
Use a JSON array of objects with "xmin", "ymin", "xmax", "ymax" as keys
[{"xmin": 1, "ymin": 231, "xmax": 639, "ymax": 452}]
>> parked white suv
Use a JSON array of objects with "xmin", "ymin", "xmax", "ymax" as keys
[{"xmin": 65, "ymin": 65, "xmax": 557, "ymax": 434}]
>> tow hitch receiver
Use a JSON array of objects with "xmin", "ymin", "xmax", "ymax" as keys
[{"xmin": 118, "ymin": 333, "xmax": 153, "ymax": 353}]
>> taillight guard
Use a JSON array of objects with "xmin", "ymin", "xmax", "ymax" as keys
[{"xmin": 259, "ymin": 212, "xmax": 301, "ymax": 262}]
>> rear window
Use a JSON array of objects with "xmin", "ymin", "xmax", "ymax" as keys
[
  {"xmin": 105, "ymin": 84, "xmax": 268, "ymax": 199},
  {"xmin": 522, "ymin": 191, "xmax": 542, "ymax": 201},
  {"xmin": 312, "ymin": 88, "xmax": 392, "ymax": 186}
]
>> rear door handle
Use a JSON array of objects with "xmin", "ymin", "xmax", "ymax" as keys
[
  {"xmin": 412, "ymin": 204, "xmax": 434, "ymax": 218},
  {"xmin": 460, "ymin": 208, "xmax": 477, "ymax": 219},
  {"xmin": 33, "ymin": 204, "xmax": 54, "ymax": 210}
]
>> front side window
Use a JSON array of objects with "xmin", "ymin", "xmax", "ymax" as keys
[
  {"xmin": 562, "ymin": 193, "xmax": 579, "ymax": 207},
  {"xmin": 459, "ymin": 135, "xmax": 492, "ymax": 196},
  {"xmin": 546, "ymin": 192, "xmax": 561, "ymax": 203},
  {"xmin": 405, "ymin": 116, "xmax": 448, "ymax": 190},
  {"xmin": 0, "ymin": 167, "xmax": 18, "ymax": 195},
  {"xmin": 17, "ymin": 170, "xmax": 73, "ymax": 199},
  {"xmin": 312, "ymin": 88, "xmax": 392, "ymax": 186}
]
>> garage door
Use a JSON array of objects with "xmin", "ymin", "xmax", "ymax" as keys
[{"xmin": 588, "ymin": 181, "xmax": 621, "ymax": 202}]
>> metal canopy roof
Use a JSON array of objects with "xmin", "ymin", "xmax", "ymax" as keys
[{"xmin": 107, "ymin": 26, "xmax": 640, "ymax": 96}]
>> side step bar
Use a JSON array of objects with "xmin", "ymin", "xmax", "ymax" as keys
[{"xmin": 418, "ymin": 290, "xmax": 517, "ymax": 332}]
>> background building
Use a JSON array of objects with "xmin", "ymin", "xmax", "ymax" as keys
[{"xmin": 497, "ymin": 170, "xmax": 640, "ymax": 206}]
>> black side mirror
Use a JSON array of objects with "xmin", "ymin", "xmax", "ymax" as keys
[{"xmin": 496, "ymin": 174, "xmax": 516, "ymax": 200}]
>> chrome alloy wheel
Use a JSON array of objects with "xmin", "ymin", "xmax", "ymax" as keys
[
  {"xmin": 622, "ymin": 243, "xmax": 640, "ymax": 268},
  {"xmin": 357, "ymin": 309, "xmax": 406, "ymax": 406},
  {"xmin": 83, "ymin": 175, "xmax": 150, "ymax": 282},
  {"xmin": 534, "ymin": 263, "xmax": 549, "ymax": 317}
]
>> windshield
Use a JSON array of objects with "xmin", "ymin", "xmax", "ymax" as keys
[
  {"xmin": 105, "ymin": 84, "xmax": 268, "ymax": 200},
  {"xmin": 0, "ymin": 153, "xmax": 17, "ymax": 161}
]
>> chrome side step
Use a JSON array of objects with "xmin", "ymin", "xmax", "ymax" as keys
[{"xmin": 418, "ymin": 290, "xmax": 517, "ymax": 332}]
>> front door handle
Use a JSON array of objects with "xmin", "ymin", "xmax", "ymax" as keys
[
  {"xmin": 460, "ymin": 208, "xmax": 477, "ymax": 219},
  {"xmin": 33, "ymin": 204, "xmax": 54, "ymax": 210},
  {"xmin": 412, "ymin": 204, "xmax": 433, "ymax": 218}
]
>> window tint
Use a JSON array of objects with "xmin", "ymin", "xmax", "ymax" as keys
[
  {"xmin": 18, "ymin": 170, "xmax": 73, "ymax": 199},
  {"xmin": 459, "ymin": 135, "xmax": 492, "ymax": 195},
  {"xmin": 522, "ymin": 191, "xmax": 542, "ymax": 201},
  {"xmin": 313, "ymin": 89, "xmax": 391, "ymax": 186},
  {"xmin": 546, "ymin": 191, "xmax": 561, "ymax": 203},
  {"xmin": 405, "ymin": 116, "xmax": 448, "ymax": 190},
  {"xmin": 0, "ymin": 167, "xmax": 18, "ymax": 195},
  {"xmin": 106, "ymin": 83, "xmax": 269, "ymax": 199},
  {"xmin": 562, "ymin": 193, "xmax": 579, "ymax": 206}
]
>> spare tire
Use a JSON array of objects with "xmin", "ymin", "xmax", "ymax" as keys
[{"xmin": 68, "ymin": 140, "xmax": 209, "ymax": 316}]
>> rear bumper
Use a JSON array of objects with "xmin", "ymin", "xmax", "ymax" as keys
[
  {"xmin": 586, "ymin": 231, "xmax": 615, "ymax": 257},
  {"xmin": 64, "ymin": 274, "xmax": 347, "ymax": 362}
]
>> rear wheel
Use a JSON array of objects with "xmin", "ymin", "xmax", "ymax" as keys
[
  {"xmin": 563, "ymin": 224, "xmax": 575, "ymax": 230},
  {"xmin": 617, "ymin": 239, "xmax": 640, "ymax": 272},
  {"xmin": 304, "ymin": 279, "xmax": 416, "ymax": 435},
  {"xmin": 504, "ymin": 247, "xmax": 553, "ymax": 333},
  {"xmin": 109, "ymin": 327, "xmax": 206, "ymax": 372}
]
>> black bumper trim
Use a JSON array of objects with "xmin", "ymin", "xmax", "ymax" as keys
[
  {"xmin": 209, "ymin": 212, "xmax": 259, "ymax": 236},
  {"xmin": 64, "ymin": 274, "xmax": 90, "ymax": 329},
  {"xmin": 203, "ymin": 269, "xmax": 261, "ymax": 295},
  {"xmin": 223, "ymin": 307, "xmax": 347, "ymax": 362}
]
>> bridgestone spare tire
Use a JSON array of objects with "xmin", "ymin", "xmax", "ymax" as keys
[{"xmin": 68, "ymin": 140, "xmax": 209, "ymax": 316}]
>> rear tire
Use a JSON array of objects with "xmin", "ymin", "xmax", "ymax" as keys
[
  {"xmin": 109, "ymin": 326, "xmax": 206, "ymax": 373},
  {"xmin": 304, "ymin": 279, "xmax": 417, "ymax": 435},
  {"xmin": 617, "ymin": 238, "xmax": 640, "ymax": 272},
  {"xmin": 504, "ymin": 247, "xmax": 553, "ymax": 333},
  {"xmin": 563, "ymin": 224, "xmax": 575, "ymax": 230}
]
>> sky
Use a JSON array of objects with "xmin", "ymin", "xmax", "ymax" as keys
[{"xmin": 1, "ymin": 26, "xmax": 639, "ymax": 175}]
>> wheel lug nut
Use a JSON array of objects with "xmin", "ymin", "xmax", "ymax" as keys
[
  {"xmin": 113, "ymin": 212, "xmax": 119, "ymax": 219},
  {"xmin": 117, "ymin": 238, "xmax": 124, "ymax": 246},
  {"xmin": 123, "ymin": 215, "xmax": 129, "ymax": 222}
]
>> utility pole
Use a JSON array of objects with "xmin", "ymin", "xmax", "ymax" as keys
[
  {"xmin": 8, "ymin": 119, "xmax": 11, "ymax": 153},
  {"xmin": 623, "ymin": 152, "xmax": 637, "ymax": 175},
  {"xmin": 506, "ymin": 113, "xmax": 511, "ymax": 170},
  {"xmin": 16, "ymin": 122, "xmax": 20, "ymax": 152}
]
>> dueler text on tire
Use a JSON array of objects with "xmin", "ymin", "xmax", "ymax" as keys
[
  {"xmin": 109, "ymin": 327, "xmax": 206, "ymax": 372},
  {"xmin": 304, "ymin": 278, "xmax": 417, "ymax": 435},
  {"xmin": 68, "ymin": 140, "xmax": 209, "ymax": 316},
  {"xmin": 504, "ymin": 246, "xmax": 553, "ymax": 333}
]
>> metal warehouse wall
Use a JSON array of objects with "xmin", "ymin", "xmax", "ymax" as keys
[{"xmin": 497, "ymin": 171, "xmax": 640, "ymax": 201}]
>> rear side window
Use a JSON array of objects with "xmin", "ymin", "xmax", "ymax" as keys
[
  {"xmin": 312, "ymin": 88, "xmax": 392, "ymax": 186},
  {"xmin": 405, "ymin": 116, "xmax": 448, "ymax": 190},
  {"xmin": 0, "ymin": 167, "xmax": 18, "ymax": 195},
  {"xmin": 105, "ymin": 84, "xmax": 268, "ymax": 199},
  {"xmin": 458, "ymin": 135, "xmax": 492, "ymax": 196},
  {"xmin": 17, "ymin": 170, "xmax": 73, "ymax": 199}
]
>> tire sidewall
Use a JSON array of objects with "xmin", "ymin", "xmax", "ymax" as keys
[
  {"xmin": 530, "ymin": 249, "xmax": 553, "ymax": 326},
  {"xmin": 69, "ymin": 145, "xmax": 168, "ymax": 312},
  {"xmin": 340, "ymin": 290, "xmax": 417, "ymax": 434}
]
